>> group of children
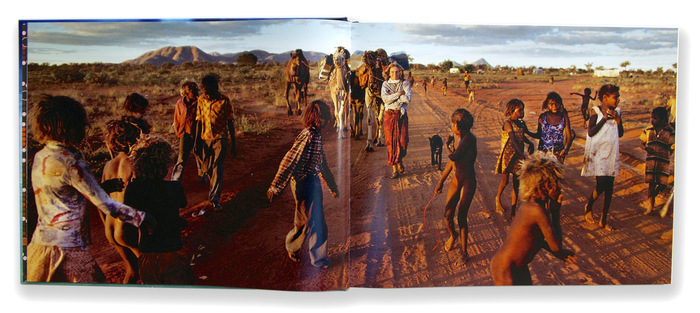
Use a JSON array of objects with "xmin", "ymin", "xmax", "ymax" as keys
[
  {"xmin": 26, "ymin": 79, "xmax": 228, "ymax": 284},
  {"xmin": 27, "ymin": 74, "xmax": 339, "ymax": 284},
  {"xmin": 26, "ymin": 76, "xmax": 674, "ymax": 286},
  {"xmin": 27, "ymin": 92, "xmax": 193, "ymax": 285},
  {"xmin": 434, "ymin": 83, "xmax": 674, "ymax": 285}
]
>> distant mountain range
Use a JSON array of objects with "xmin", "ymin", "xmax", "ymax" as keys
[
  {"xmin": 444, "ymin": 58, "xmax": 492, "ymax": 68},
  {"xmin": 123, "ymin": 46, "xmax": 329, "ymax": 66},
  {"xmin": 123, "ymin": 45, "xmax": 491, "ymax": 69}
]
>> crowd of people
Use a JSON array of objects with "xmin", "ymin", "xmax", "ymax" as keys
[
  {"xmin": 432, "ymin": 83, "xmax": 674, "ymax": 284},
  {"xmin": 25, "ymin": 53, "xmax": 675, "ymax": 287},
  {"xmin": 26, "ymin": 74, "xmax": 236, "ymax": 284}
]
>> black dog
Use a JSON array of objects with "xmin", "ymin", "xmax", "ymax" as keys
[{"xmin": 429, "ymin": 134, "xmax": 443, "ymax": 170}]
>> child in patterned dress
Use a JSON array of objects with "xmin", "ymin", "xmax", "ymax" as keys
[
  {"xmin": 495, "ymin": 99, "xmax": 535, "ymax": 218},
  {"xmin": 639, "ymin": 107, "xmax": 675, "ymax": 215},
  {"xmin": 526, "ymin": 92, "xmax": 574, "ymax": 163}
]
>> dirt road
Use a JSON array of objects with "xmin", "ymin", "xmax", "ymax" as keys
[
  {"xmin": 90, "ymin": 76, "xmax": 672, "ymax": 289},
  {"xmin": 348, "ymin": 78, "xmax": 673, "ymax": 287}
]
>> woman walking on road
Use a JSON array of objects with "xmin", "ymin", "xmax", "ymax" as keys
[{"xmin": 381, "ymin": 62, "xmax": 412, "ymax": 179}]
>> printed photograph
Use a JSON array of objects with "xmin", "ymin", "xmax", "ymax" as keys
[{"xmin": 20, "ymin": 17, "xmax": 678, "ymax": 291}]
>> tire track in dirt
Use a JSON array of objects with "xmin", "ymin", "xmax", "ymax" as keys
[
  {"xmin": 349, "ymin": 78, "xmax": 672, "ymax": 287},
  {"xmin": 90, "ymin": 78, "xmax": 672, "ymax": 288}
]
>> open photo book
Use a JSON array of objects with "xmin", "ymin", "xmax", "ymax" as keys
[{"xmin": 19, "ymin": 18, "xmax": 678, "ymax": 291}]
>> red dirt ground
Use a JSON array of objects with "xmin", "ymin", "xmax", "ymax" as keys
[{"xmin": 89, "ymin": 75, "xmax": 673, "ymax": 289}]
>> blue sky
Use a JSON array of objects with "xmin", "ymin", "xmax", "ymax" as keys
[{"xmin": 25, "ymin": 19, "xmax": 677, "ymax": 71}]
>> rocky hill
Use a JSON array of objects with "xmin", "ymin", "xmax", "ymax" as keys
[
  {"xmin": 123, "ymin": 46, "xmax": 327, "ymax": 66},
  {"xmin": 471, "ymin": 58, "xmax": 492, "ymax": 68}
]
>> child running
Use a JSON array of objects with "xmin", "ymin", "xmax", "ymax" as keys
[
  {"xmin": 490, "ymin": 152, "xmax": 576, "ymax": 285},
  {"xmin": 639, "ymin": 107, "xmax": 675, "ymax": 216},
  {"xmin": 571, "ymin": 88, "xmax": 597, "ymax": 127},
  {"xmin": 495, "ymin": 99, "xmax": 534, "ymax": 218},
  {"xmin": 267, "ymin": 100, "xmax": 340, "ymax": 268},
  {"xmin": 581, "ymin": 84, "xmax": 625, "ymax": 231},
  {"xmin": 123, "ymin": 135, "xmax": 195, "ymax": 285},
  {"xmin": 27, "ymin": 95, "xmax": 148, "ymax": 283},
  {"xmin": 435, "ymin": 108, "xmax": 477, "ymax": 263}
]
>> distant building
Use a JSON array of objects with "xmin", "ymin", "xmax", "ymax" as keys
[
  {"xmin": 593, "ymin": 69, "xmax": 620, "ymax": 77},
  {"xmin": 449, "ymin": 67, "xmax": 461, "ymax": 74},
  {"xmin": 532, "ymin": 68, "xmax": 544, "ymax": 74}
]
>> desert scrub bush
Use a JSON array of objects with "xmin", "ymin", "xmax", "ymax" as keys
[
  {"xmin": 141, "ymin": 72, "xmax": 164, "ymax": 85},
  {"xmin": 236, "ymin": 114, "xmax": 273, "ymax": 135},
  {"xmin": 52, "ymin": 67, "xmax": 85, "ymax": 83},
  {"xmin": 84, "ymin": 71, "xmax": 117, "ymax": 85},
  {"xmin": 149, "ymin": 120, "xmax": 174, "ymax": 134},
  {"xmin": 273, "ymin": 93, "xmax": 287, "ymax": 108},
  {"xmin": 474, "ymin": 81, "xmax": 500, "ymax": 89},
  {"xmin": 149, "ymin": 98, "xmax": 175, "ymax": 118}
]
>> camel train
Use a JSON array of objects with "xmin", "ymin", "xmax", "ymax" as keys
[{"xmin": 315, "ymin": 47, "xmax": 396, "ymax": 142}]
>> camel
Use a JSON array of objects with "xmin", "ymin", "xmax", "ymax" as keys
[
  {"xmin": 284, "ymin": 49, "xmax": 310, "ymax": 116},
  {"xmin": 356, "ymin": 49, "xmax": 389, "ymax": 151},
  {"xmin": 328, "ymin": 47, "xmax": 351, "ymax": 139},
  {"xmin": 348, "ymin": 69, "xmax": 364, "ymax": 139}
]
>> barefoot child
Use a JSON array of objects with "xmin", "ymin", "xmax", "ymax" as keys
[
  {"xmin": 571, "ymin": 88, "xmax": 597, "ymax": 128},
  {"xmin": 495, "ymin": 99, "xmax": 534, "ymax": 218},
  {"xmin": 435, "ymin": 108, "xmax": 477, "ymax": 262},
  {"xmin": 267, "ymin": 100, "xmax": 340, "ymax": 268},
  {"xmin": 490, "ymin": 152, "xmax": 577, "ymax": 285},
  {"xmin": 100, "ymin": 117, "xmax": 144, "ymax": 283},
  {"xmin": 123, "ymin": 136, "xmax": 195, "ymax": 285},
  {"xmin": 639, "ymin": 107, "xmax": 675, "ymax": 215},
  {"xmin": 581, "ymin": 84, "xmax": 624, "ymax": 231},
  {"xmin": 27, "ymin": 95, "xmax": 148, "ymax": 283}
]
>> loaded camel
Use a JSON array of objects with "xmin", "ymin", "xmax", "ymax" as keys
[
  {"xmin": 284, "ymin": 49, "xmax": 310, "ymax": 116},
  {"xmin": 328, "ymin": 47, "xmax": 352, "ymax": 139},
  {"xmin": 356, "ymin": 49, "xmax": 390, "ymax": 151}
]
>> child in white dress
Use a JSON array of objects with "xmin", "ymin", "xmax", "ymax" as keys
[{"xmin": 581, "ymin": 84, "xmax": 625, "ymax": 231}]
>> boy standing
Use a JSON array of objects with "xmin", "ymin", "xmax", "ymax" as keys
[
  {"xmin": 171, "ymin": 81, "xmax": 199, "ymax": 181},
  {"xmin": 193, "ymin": 74, "xmax": 236, "ymax": 216},
  {"xmin": 435, "ymin": 108, "xmax": 477, "ymax": 262}
]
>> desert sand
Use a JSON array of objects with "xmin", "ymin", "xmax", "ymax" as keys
[{"xmin": 89, "ymin": 75, "xmax": 673, "ymax": 289}]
